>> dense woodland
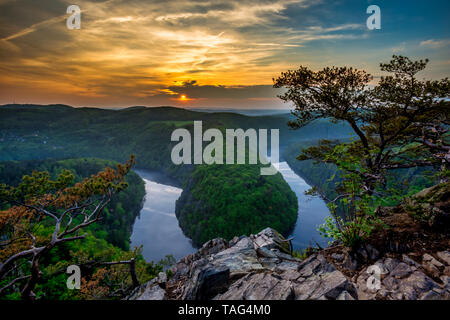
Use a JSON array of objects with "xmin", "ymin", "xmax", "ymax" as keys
[
  {"xmin": 0, "ymin": 105, "xmax": 323, "ymax": 299},
  {"xmin": 0, "ymin": 158, "xmax": 161, "ymax": 300},
  {"xmin": 176, "ymin": 163, "xmax": 298, "ymax": 246},
  {"xmin": 0, "ymin": 158, "xmax": 145, "ymax": 250},
  {"xmin": 283, "ymin": 141, "xmax": 437, "ymax": 213},
  {"xmin": 0, "ymin": 105, "xmax": 347, "ymax": 248}
]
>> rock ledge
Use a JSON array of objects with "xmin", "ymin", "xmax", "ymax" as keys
[{"xmin": 127, "ymin": 228, "xmax": 450, "ymax": 300}]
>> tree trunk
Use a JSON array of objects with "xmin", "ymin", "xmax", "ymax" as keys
[
  {"xmin": 21, "ymin": 255, "xmax": 40, "ymax": 300},
  {"xmin": 129, "ymin": 258, "xmax": 139, "ymax": 288}
]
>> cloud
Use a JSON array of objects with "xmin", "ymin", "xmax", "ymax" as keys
[
  {"xmin": 158, "ymin": 80, "xmax": 284, "ymax": 100},
  {"xmin": 154, "ymin": 0, "xmax": 310, "ymax": 26},
  {"xmin": 392, "ymin": 42, "xmax": 406, "ymax": 53},
  {"xmin": 1, "ymin": 0, "xmax": 446, "ymax": 108},
  {"xmin": 1, "ymin": 14, "xmax": 67, "ymax": 41},
  {"xmin": 420, "ymin": 39, "xmax": 450, "ymax": 49}
]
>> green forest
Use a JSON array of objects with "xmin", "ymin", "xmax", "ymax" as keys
[
  {"xmin": 0, "ymin": 105, "xmax": 319, "ymax": 300},
  {"xmin": 176, "ymin": 163, "xmax": 298, "ymax": 246},
  {"xmin": 0, "ymin": 104, "xmax": 343, "ymax": 246},
  {"xmin": 0, "ymin": 158, "xmax": 161, "ymax": 300},
  {"xmin": 0, "ymin": 158, "xmax": 145, "ymax": 250}
]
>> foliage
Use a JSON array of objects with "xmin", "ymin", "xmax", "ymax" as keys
[
  {"xmin": 176, "ymin": 163, "xmax": 298, "ymax": 246},
  {"xmin": 275, "ymin": 55, "xmax": 449, "ymax": 247},
  {"xmin": 0, "ymin": 157, "xmax": 159, "ymax": 300},
  {"xmin": 0, "ymin": 105, "xmax": 331, "ymax": 246},
  {"xmin": 0, "ymin": 158, "xmax": 145, "ymax": 250},
  {"xmin": 275, "ymin": 55, "xmax": 449, "ymax": 194},
  {"xmin": 402, "ymin": 182, "xmax": 450, "ymax": 229}
]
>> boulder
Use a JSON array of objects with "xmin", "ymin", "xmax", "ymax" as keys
[
  {"xmin": 211, "ymin": 237, "xmax": 264, "ymax": 278},
  {"xmin": 127, "ymin": 280, "xmax": 166, "ymax": 300},
  {"xmin": 215, "ymin": 272, "xmax": 295, "ymax": 300},
  {"xmin": 186, "ymin": 267, "xmax": 230, "ymax": 300},
  {"xmin": 293, "ymin": 254, "xmax": 357, "ymax": 300},
  {"xmin": 128, "ymin": 227, "xmax": 449, "ymax": 301},
  {"xmin": 436, "ymin": 251, "xmax": 450, "ymax": 266},
  {"xmin": 252, "ymin": 227, "xmax": 291, "ymax": 254}
]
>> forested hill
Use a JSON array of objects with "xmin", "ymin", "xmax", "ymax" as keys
[
  {"xmin": 0, "ymin": 104, "xmax": 352, "ymax": 169},
  {"xmin": 0, "ymin": 158, "xmax": 145, "ymax": 250},
  {"xmin": 0, "ymin": 104, "xmax": 350, "ymax": 245},
  {"xmin": 176, "ymin": 164, "xmax": 298, "ymax": 246}
]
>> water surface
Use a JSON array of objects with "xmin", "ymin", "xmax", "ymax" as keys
[
  {"xmin": 130, "ymin": 164, "xmax": 331, "ymax": 262},
  {"xmin": 130, "ymin": 170, "xmax": 195, "ymax": 262},
  {"xmin": 277, "ymin": 162, "xmax": 331, "ymax": 250}
]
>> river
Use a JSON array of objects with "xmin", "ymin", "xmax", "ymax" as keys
[
  {"xmin": 130, "ymin": 163, "xmax": 331, "ymax": 262},
  {"xmin": 129, "ymin": 170, "xmax": 196, "ymax": 263}
]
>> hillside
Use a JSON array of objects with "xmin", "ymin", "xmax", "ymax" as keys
[
  {"xmin": 175, "ymin": 163, "xmax": 298, "ymax": 246},
  {"xmin": 0, "ymin": 158, "xmax": 145, "ymax": 250},
  {"xmin": 0, "ymin": 104, "xmax": 347, "ymax": 245}
]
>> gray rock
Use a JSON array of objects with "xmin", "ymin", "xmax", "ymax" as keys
[
  {"xmin": 420, "ymin": 289, "xmax": 444, "ymax": 300},
  {"xmin": 295, "ymin": 269, "xmax": 357, "ymax": 300},
  {"xmin": 423, "ymin": 253, "xmax": 445, "ymax": 269},
  {"xmin": 187, "ymin": 267, "xmax": 230, "ymax": 300},
  {"xmin": 294, "ymin": 254, "xmax": 357, "ymax": 300},
  {"xmin": 128, "ymin": 280, "xmax": 166, "ymax": 300},
  {"xmin": 331, "ymin": 253, "xmax": 345, "ymax": 262},
  {"xmin": 365, "ymin": 244, "xmax": 380, "ymax": 260},
  {"xmin": 256, "ymin": 247, "xmax": 278, "ymax": 259},
  {"xmin": 342, "ymin": 254, "xmax": 358, "ymax": 271},
  {"xmin": 402, "ymin": 254, "xmax": 420, "ymax": 268},
  {"xmin": 398, "ymin": 271, "xmax": 439, "ymax": 300},
  {"xmin": 229, "ymin": 236, "xmax": 242, "ymax": 247},
  {"xmin": 127, "ymin": 228, "xmax": 450, "ymax": 301},
  {"xmin": 259, "ymin": 258, "xmax": 279, "ymax": 271},
  {"xmin": 337, "ymin": 291, "xmax": 355, "ymax": 300},
  {"xmin": 298, "ymin": 254, "xmax": 336, "ymax": 278},
  {"xmin": 383, "ymin": 257, "xmax": 400, "ymax": 273},
  {"xmin": 214, "ymin": 272, "xmax": 295, "ymax": 300},
  {"xmin": 391, "ymin": 263, "xmax": 413, "ymax": 279},
  {"xmin": 275, "ymin": 261, "xmax": 300, "ymax": 273},
  {"xmin": 197, "ymin": 238, "xmax": 229, "ymax": 257},
  {"xmin": 279, "ymin": 269, "xmax": 302, "ymax": 282},
  {"xmin": 212, "ymin": 237, "xmax": 264, "ymax": 278},
  {"xmin": 157, "ymin": 271, "xmax": 167, "ymax": 284},
  {"xmin": 422, "ymin": 253, "xmax": 444, "ymax": 278},
  {"xmin": 252, "ymin": 227, "xmax": 290, "ymax": 254},
  {"xmin": 271, "ymin": 249, "xmax": 302, "ymax": 262},
  {"xmin": 436, "ymin": 251, "xmax": 450, "ymax": 266}
]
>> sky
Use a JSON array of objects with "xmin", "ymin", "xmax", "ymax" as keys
[{"xmin": 0, "ymin": 0, "xmax": 449, "ymax": 109}]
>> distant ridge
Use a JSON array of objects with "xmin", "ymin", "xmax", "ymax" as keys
[
  {"xmin": 0, "ymin": 103, "xmax": 74, "ymax": 109},
  {"xmin": 0, "ymin": 104, "xmax": 292, "ymax": 117}
]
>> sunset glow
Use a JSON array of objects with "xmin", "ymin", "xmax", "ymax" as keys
[
  {"xmin": 0, "ymin": 0, "xmax": 448, "ymax": 109},
  {"xmin": 178, "ymin": 94, "xmax": 189, "ymax": 102}
]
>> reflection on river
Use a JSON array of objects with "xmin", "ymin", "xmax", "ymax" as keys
[
  {"xmin": 129, "ymin": 170, "xmax": 195, "ymax": 263},
  {"xmin": 277, "ymin": 162, "xmax": 331, "ymax": 250},
  {"xmin": 130, "ymin": 164, "xmax": 330, "ymax": 262}
]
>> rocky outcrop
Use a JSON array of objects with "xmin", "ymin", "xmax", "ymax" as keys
[
  {"xmin": 127, "ymin": 227, "xmax": 450, "ymax": 300},
  {"xmin": 403, "ymin": 182, "xmax": 450, "ymax": 230}
]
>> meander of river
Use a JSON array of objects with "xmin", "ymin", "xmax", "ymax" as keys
[{"xmin": 130, "ymin": 163, "xmax": 330, "ymax": 262}]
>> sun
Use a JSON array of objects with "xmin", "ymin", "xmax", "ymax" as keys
[{"xmin": 178, "ymin": 94, "xmax": 189, "ymax": 101}]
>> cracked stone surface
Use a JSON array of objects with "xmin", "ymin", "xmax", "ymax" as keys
[{"xmin": 128, "ymin": 228, "xmax": 450, "ymax": 300}]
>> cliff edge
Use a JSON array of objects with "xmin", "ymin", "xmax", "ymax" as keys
[{"xmin": 128, "ymin": 183, "xmax": 450, "ymax": 300}]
